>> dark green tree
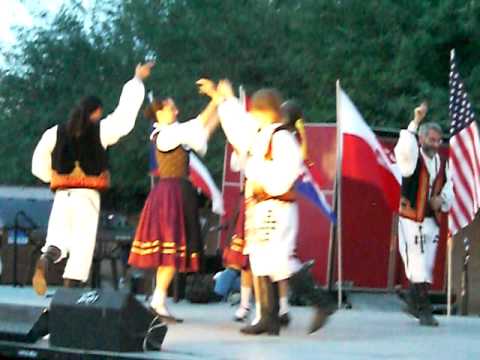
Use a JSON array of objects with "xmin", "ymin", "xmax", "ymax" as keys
[{"xmin": 1, "ymin": 0, "xmax": 480, "ymax": 211}]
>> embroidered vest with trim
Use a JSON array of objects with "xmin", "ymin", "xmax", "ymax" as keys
[
  {"xmin": 399, "ymin": 152, "xmax": 446, "ymax": 224},
  {"xmin": 51, "ymin": 123, "xmax": 110, "ymax": 191},
  {"xmin": 155, "ymin": 144, "xmax": 189, "ymax": 179},
  {"xmin": 252, "ymin": 125, "xmax": 297, "ymax": 203}
]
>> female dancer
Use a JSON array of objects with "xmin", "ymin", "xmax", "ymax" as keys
[{"xmin": 128, "ymin": 91, "xmax": 218, "ymax": 322}]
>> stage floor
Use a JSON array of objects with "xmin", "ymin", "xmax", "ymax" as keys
[{"xmin": 0, "ymin": 286, "xmax": 479, "ymax": 359}]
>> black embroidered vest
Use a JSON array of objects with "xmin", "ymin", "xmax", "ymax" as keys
[
  {"xmin": 51, "ymin": 123, "xmax": 110, "ymax": 190},
  {"xmin": 399, "ymin": 151, "xmax": 446, "ymax": 223}
]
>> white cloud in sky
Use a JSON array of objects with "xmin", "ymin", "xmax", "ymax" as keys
[
  {"xmin": 0, "ymin": 0, "xmax": 95, "ymax": 67},
  {"xmin": 0, "ymin": 1, "xmax": 34, "ymax": 45},
  {"xmin": 0, "ymin": 0, "xmax": 89, "ymax": 46}
]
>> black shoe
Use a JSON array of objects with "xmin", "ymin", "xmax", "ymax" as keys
[
  {"xmin": 149, "ymin": 306, "xmax": 184, "ymax": 324},
  {"xmin": 419, "ymin": 312, "xmax": 439, "ymax": 327},
  {"xmin": 309, "ymin": 305, "xmax": 335, "ymax": 334},
  {"xmin": 402, "ymin": 304, "xmax": 419, "ymax": 319},
  {"xmin": 240, "ymin": 317, "xmax": 279, "ymax": 335},
  {"xmin": 279, "ymin": 313, "xmax": 290, "ymax": 327}
]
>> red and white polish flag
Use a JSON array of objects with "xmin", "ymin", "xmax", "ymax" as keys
[
  {"xmin": 189, "ymin": 152, "xmax": 225, "ymax": 216},
  {"xmin": 338, "ymin": 88, "xmax": 402, "ymax": 212}
]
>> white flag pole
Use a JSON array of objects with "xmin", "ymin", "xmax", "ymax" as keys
[
  {"xmin": 447, "ymin": 234, "xmax": 452, "ymax": 316},
  {"xmin": 335, "ymin": 80, "xmax": 343, "ymax": 309},
  {"xmin": 238, "ymin": 86, "xmax": 247, "ymax": 189},
  {"xmin": 447, "ymin": 48, "xmax": 455, "ymax": 317}
]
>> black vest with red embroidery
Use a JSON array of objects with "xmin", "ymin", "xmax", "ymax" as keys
[
  {"xmin": 51, "ymin": 123, "xmax": 110, "ymax": 191},
  {"xmin": 399, "ymin": 151, "xmax": 446, "ymax": 223}
]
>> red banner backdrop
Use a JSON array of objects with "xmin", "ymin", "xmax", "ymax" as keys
[{"xmin": 219, "ymin": 124, "xmax": 448, "ymax": 292}]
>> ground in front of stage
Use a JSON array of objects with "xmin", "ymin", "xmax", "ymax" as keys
[{"xmin": 0, "ymin": 286, "xmax": 479, "ymax": 360}]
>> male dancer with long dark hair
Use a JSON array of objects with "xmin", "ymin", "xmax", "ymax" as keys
[{"xmin": 31, "ymin": 62, "xmax": 153, "ymax": 295}]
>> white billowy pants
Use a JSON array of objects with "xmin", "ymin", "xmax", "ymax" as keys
[
  {"xmin": 398, "ymin": 216, "xmax": 440, "ymax": 284},
  {"xmin": 42, "ymin": 188, "xmax": 100, "ymax": 282},
  {"xmin": 245, "ymin": 199, "xmax": 301, "ymax": 282}
]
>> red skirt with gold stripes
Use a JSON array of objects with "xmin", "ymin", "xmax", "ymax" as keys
[
  {"xmin": 128, "ymin": 178, "xmax": 200, "ymax": 272},
  {"xmin": 222, "ymin": 198, "xmax": 249, "ymax": 270}
]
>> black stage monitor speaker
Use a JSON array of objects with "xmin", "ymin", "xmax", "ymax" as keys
[
  {"xmin": 0, "ymin": 304, "xmax": 49, "ymax": 343},
  {"xmin": 49, "ymin": 288, "xmax": 167, "ymax": 352}
]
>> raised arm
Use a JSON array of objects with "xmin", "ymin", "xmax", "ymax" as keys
[
  {"xmin": 209, "ymin": 79, "xmax": 259, "ymax": 156},
  {"xmin": 196, "ymin": 79, "xmax": 221, "ymax": 138},
  {"xmin": 100, "ymin": 62, "xmax": 154, "ymax": 148},
  {"xmin": 394, "ymin": 103, "xmax": 427, "ymax": 177}
]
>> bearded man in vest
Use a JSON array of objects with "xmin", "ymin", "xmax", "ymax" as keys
[
  {"xmin": 31, "ymin": 62, "xmax": 154, "ymax": 295},
  {"xmin": 394, "ymin": 102, "xmax": 453, "ymax": 326}
]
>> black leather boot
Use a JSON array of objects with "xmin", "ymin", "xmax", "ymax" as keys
[
  {"xmin": 240, "ymin": 277, "xmax": 280, "ymax": 336},
  {"xmin": 418, "ymin": 283, "xmax": 438, "ymax": 327},
  {"xmin": 400, "ymin": 282, "xmax": 420, "ymax": 319},
  {"xmin": 269, "ymin": 281, "xmax": 281, "ymax": 335},
  {"xmin": 309, "ymin": 302, "xmax": 335, "ymax": 334},
  {"xmin": 289, "ymin": 263, "xmax": 336, "ymax": 333},
  {"xmin": 32, "ymin": 246, "xmax": 61, "ymax": 296}
]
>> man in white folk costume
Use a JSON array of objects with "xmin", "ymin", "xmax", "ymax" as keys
[
  {"xmin": 394, "ymin": 102, "xmax": 453, "ymax": 326},
  {"xmin": 31, "ymin": 62, "xmax": 154, "ymax": 295},
  {"xmin": 199, "ymin": 79, "xmax": 303, "ymax": 335}
]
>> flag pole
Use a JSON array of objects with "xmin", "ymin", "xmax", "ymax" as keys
[
  {"xmin": 335, "ymin": 79, "xmax": 343, "ymax": 309},
  {"xmin": 447, "ymin": 234, "xmax": 452, "ymax": 316},
  {"xmin": 461, "ymin": 236, "xmax": 471, "ymax": 315},
  {"xmin": 446, "ymin": 48, "xmax": 455, "ymax": 317},
  {"xmin": 238, "ymin": 85, "xmax": 247, "ymax": 189}
]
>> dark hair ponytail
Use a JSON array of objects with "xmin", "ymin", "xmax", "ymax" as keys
[
  {"xmin": 281, "ymin": 100, "xmax": 304, "ymax": 130},
  {"xmin": 67, "ymin": 95, "xmax": 103, "ymax": 137}
]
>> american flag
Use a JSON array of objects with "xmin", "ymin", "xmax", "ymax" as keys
[{"xmin": 448, "ymin": 49, "xmax": 480, "ymax": 235}]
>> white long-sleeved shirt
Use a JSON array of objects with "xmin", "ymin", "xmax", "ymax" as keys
[
  {"xmin": 218, "ymin": 98, "xmax": 260, "ymax": 158},
  {"xmin": 230, "ymin": 151, "xmax": 247, "ymax": 173},
  {"xmin": 32, "ymin": 76, "xmax": 145, "ymax": 183},
  {"xmin": 218, "ymin": 98, "xmax": 303, "ymax": 197},
  {"xmin": 394, "ymin": 121, "xmax": 454, "ymax": 211},
  {"xmin": 154, "ymin": 118, "xmax": 208, "ymax": 156}
]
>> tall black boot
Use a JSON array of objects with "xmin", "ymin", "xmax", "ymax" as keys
[
  {"xmin": 289, "ymin": 263, "xmax": 336, "ymax": 333},
  {"xmin": 269, "ymin": 281, "xmax": 281, "ymax": 335},
  {"xmin": 401, "ymin": 282, "xmax": 420, "ymax": 319},
  {"xmin": 306, "ymin": 285, "xmax": 338, "ymax": 334},
  {"xmin": 240, "ymin": 277, "xmax": 280, "ymax": 336},
  {"xmin": 418, "ymin": 283, "xmax": 438, "ymax": 327},
  {"xmin": 32, "ymin": 246, "xmax": 61, "ymax": 296}
]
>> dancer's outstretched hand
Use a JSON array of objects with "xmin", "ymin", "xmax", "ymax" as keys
[
  {"xmin": 413, "ymin": 101, "xmax": 428, "ymax": 126},
  {"xmin": 196, "ymin": 78, "xmax": 217, "ymax": 98},
  {"xmin": 135, "ymin": 62, "xmax": 155, "ymax": 81},
  {"xmin": 217, "ymin": 79, "xmax": 234, "ymax": 99}
]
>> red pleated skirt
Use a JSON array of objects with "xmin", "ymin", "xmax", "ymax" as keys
[
  {"xmin": 222, "ymin": 197, "xmax": 249, "ymax": 270},
  {"xmin": 128, "ymin": 178, "xmax": 200, "ymax": 272}
]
